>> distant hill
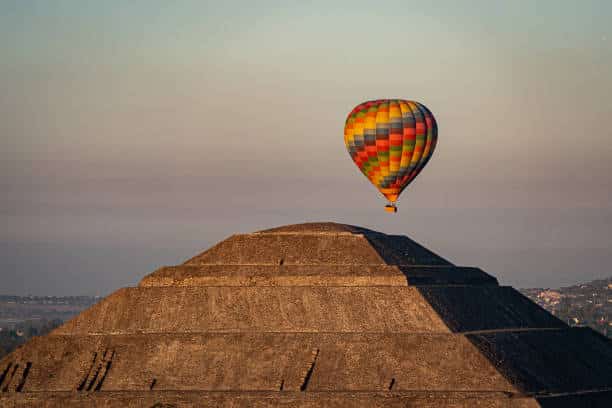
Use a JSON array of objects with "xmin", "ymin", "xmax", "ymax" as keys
[{"xmin": 520, "ymin": 277, "xmax": 612, "ymax": 338}]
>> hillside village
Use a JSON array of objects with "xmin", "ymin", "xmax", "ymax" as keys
[{"xmin": 521, "ymin": 277, "xmax": 612, "ymax": 338}]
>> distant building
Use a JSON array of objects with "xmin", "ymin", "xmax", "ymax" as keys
[{"xmin": 537, "ymin": 290, "xmax": 562, "ymax": 306}]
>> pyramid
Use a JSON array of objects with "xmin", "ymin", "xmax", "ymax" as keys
[{"xmin": 2, "ymin": 222, "xmax": 612, "ymax": 407}]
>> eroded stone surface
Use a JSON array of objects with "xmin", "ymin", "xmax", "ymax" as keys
[{"xmin": 2, "ymin": 222, "xmax": 611, "ymax": 407}]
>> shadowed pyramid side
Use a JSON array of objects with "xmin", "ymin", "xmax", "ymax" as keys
[{"xmin": 1, "ymin": 222, "xmax": 612, "ymax": 407}]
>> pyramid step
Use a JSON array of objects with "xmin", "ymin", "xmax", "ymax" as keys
[
  {"xmin": 186, "ymin": 230, "xmax": 451, "ymax": 267},
  {"xmin": 54, "ymin": 286, "xmax": 450, "ymax": 335},
  {"xmin": 0, "ymin": 390, "xmax": 544, "ymax": 408},
  {"xmin": 417, "ymin": 286, "xmax": 565, "ymax": 332},
  {"xmin": 1, "ymin": 333, "xmax": 517, "ymax": 393},
  {"xmin": 6, "ymin": 329, "xmax": 611, "ymax": 397},
  {"xmin": 54, "ymin": 286, "xmax": 563, "ymax": 335},
  {"xmin": 140, "ymin": 264, "xmax": 497, "ymax": 287},
  {"xmin": 467, "ymin": 327, "xmax": 612, "ymax": 395}
]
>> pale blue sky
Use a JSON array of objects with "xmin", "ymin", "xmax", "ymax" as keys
[{"xmin": 1, "ymin": 1, "xmax": 612, "ymax": 295}]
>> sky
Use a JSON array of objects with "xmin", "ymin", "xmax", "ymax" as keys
[{"xmin": 1, "ymin": 0, "xmax": 612, "ymax": 295}]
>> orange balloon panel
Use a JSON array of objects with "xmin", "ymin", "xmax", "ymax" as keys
[{"xmin": 344, "ymin": 99, "xmax": 438, "ymax": 204}]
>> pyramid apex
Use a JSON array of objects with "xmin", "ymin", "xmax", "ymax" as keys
[{"xmin": 255, "ymin": 222, "xmax": 367, "ymax": 234}]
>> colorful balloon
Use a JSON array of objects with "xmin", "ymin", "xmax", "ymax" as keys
[{"xmin": 344, "ymin": 99, "xmax": 438, "ymax": 212}]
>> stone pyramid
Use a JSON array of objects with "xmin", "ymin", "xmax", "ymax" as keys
[{"xmin": 2, "ymin": 222, "xmax": 612, "ymax": 407}]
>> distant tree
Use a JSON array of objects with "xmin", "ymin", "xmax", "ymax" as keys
[{"xmin": 0, "ymin": 318, "xmax": 65, "ymax": 359}]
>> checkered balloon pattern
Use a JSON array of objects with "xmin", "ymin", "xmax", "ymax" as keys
[{"xmin": 344, "ymin": 99, "xmax": 438, "ymax": 204}]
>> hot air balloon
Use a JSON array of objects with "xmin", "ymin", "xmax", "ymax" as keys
[{"xmin": 344, "ymin": 99, "xmax": 437, "ymax": 213}]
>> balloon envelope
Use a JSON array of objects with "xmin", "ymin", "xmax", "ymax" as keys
[{"xmin": 344, "ymin": 99, "xmax": 438, "ymax": 205}]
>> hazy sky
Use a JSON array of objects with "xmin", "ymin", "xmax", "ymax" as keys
[{"xmin": 2, "ymin": 0, "xmax": 612, "ymax": 295}]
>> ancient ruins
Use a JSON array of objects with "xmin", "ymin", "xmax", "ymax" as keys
[{"xmin": 2, "ymin": 222, "xmax": 611, "ymax": 407}]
